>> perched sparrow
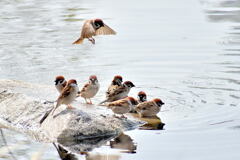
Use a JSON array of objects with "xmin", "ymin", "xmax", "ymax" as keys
[
  {"xmin": 78, "ymin": 75, "xmax": 100, "ymax": 104},
  {"xmin": 99, "ymin": 81, "xmax": 135, "ymax": 104},
  {"xmin": 107, "ymin": 97, "xmax": 138, "ymax": 118},
  {"xmin": 73, "ymin": 19, "xmax": 116, "ymax": 44},
  {"xmin": 55, "ymin": 75, "xmax": 67, "ymax": 93},
  {"xmin": 137, "ymin": 91, "xmax": 147, "ymax": 103},
  {"xmin": 106, "ymin": 75, "xmax": 123, "ymax": 97},
  {"xmin": 40, "ymin": 79, "xmax": 79, "ymax": 124},
  {"xmin": 135, "ymin": 98, "xmax": 164, "ymax": 118}
]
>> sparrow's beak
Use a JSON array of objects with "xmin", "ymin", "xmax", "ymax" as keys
[{"xmin": 54, "ymin": 80, "xmax": 57, "ymax": 85}]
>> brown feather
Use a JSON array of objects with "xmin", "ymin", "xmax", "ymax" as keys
[
  {"xmin": 108, "ymin": 99, "xmax": 129, "ymax": 107},
  {"xmin": 81, "ymin": 20, "xmax": 96, "ymax": 38},
  {"xmin": 80, "ymin": 83, "xmax": 90, "ymax": 93},
  {"xmin": 96, "ymin": 24, "xmax": 116, "ymax": 35},
  {"xmin": 72, "ymin": 37, "xmax": 84, "ymax": 44},
  {"xmin": 59, "ymin": 86, "xmax": 73, "ymax": 99},
  {"xmin": 107, "ymin": 86, "xmax": 126, "ymax": 98}
]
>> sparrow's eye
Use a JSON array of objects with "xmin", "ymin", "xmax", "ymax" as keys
[{"xmin": 142, "ymin": 107, "xmax": 146, "ymax": 110}]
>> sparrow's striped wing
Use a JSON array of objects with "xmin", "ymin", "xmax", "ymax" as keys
[
  {"xmin": 80, "ymin": 83, "xmax": 90, "ymax": 93},
  {"xmin": 107, "ymin": 86, "xmax": 126, "ymax": 98},
  {"xmin": 136, "ymin": 101, "xmax": 155, "ymax": 110},
  {"xmin": 96, "ymin": 24, "xmax": 116, "ymax": 35},
  {"xmin": 58, "ymin": 86, "xmax": 73, "ymax": 99},
  {"xmin": 108, "ymin": 99, "xmax": 129, "ymax": 107},
  {"xmin": 106, "ymin": 85, "xmax": 121, "ymax": 96}
]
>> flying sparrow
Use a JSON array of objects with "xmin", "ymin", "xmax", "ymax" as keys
[
  {"xmin": 99, "ymin": 81, "xmax": 135, "ymax": 105},
  {"xmin": 107, "ymin": 97, "xmax": 138, "ymax": 118},
  {"xmin": 106, "ymin": 75, "xmax": 123, "ymax": 97},
  {"xmin": 137, "ymin": 91, "xmax": 147, "ymax": 103},
  {"xmin": 40, "ymin": 79, "xmax": 79, "ymax": 124},
  {"xmin": 55, "ymin": 75, "xmax": 67, "ymax": 93},
  {"xmin": 78, "ymin": 75, "xmax": 100, "ymax": 104},
  {"xmin": 135, "ymin": 98, "xmax": 164, "ymax": 118},
  {"xmin": 73, "ymin": 19, "xmax": 116, "ymax": 44}
]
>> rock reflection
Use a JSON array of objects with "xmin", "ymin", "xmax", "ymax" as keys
[
  {"xmin": 131, "ymin": 113, "xmax": 165, "ymax": 130},
  {"xmin": 53, "ymin": 132, "xmax": 137, "ymax": 160},
  {"xmin": 57, "ymin": 135, "xmax": 116, "ymax": 153},
  {"xmin": 110, "ymin": 133, "xmax": 137, "ymax": 153},
  {"xmin": 53, "ymin": 143, "xmax": 78, "ymax": 160}
]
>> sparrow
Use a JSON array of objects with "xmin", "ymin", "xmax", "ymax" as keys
[
  {"xmin": 107, "ymin": 97, "xmax": 138, "ymax": 118},
  {"xmin": 55, "ymin": 75, "xmax": 67, "ymax": 93},
  {"xmin": 99, "ymin": 81, "xmax": 135, "ymax": 105},
  {"xmin": 73, "ymin": 19, "xmax": 116, "ymax": 44},
  {"xmin": 135, "ymin": 98, "xmax": 164, "ymax": 118},
  {"xmin": 137, "ymin": 91, "xmax": 147, "ymax": 103},
  {"xmin": 106, "ymin": 75, "xmax": 123, "ymax": 97},
  {"xmin": 78, "ymin": 75, "xmax": 100, "ymax": 104},
  {"xmin": 39, "ymin": 79, "xmax": 79, "ymax": 124}
]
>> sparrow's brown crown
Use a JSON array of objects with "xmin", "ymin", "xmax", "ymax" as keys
[
  {"xmin": 138, "ymin": 91, "xmax": 146, "ymax": 96},
  {"xmin": 127, "ymin": 97, "xmax": 138, "ymax": 105},
  {"xmin": 89, "ymin": 75, "xmax": 97, "ymax": 80},
  {"xmin": 67, "ymin": 79, "xmax": 77, "ymax": 85},
  {"xmin": 123, "ymin": 81, "xmax": 135, "ymax": 88},
  {"xmin": 153, "ymin": 98, "xmax": 164, "ymax": 106},
  {"xmin": 113, "ymin": 75, "xmax": 123, "ymax": 81},
  {"xmin": 55, "ymin": 75, "xmax": 65, "ymax": 81}
]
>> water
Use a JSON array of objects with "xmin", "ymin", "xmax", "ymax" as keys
[{"xmin": 0, "ymin": 0, "xmax": 240, "ymax": 159}]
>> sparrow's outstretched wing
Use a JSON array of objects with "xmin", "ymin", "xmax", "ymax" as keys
[{"xmin": 96, "ymin": 24, "xmax": 116, "ymax": 35}]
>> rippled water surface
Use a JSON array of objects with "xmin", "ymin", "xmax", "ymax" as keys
[{"xmin": 0, "ymin": 0, "xmax": 240, "ymax": 159}]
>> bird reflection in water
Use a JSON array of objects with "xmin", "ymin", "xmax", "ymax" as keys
[
  {"xmin": 130, "ymin": 113, "xmax": 165, "ymax": 130},
  {"xmin": 110, "ymin": 132, "xmax": 137, "ymax": 153},
  {"xmin": 81, "ymin": 152, "xmax": 120, "ymax": 160}
]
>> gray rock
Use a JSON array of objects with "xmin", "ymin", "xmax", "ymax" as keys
[{"xmin": 0, "ymin": 80, "xmax": 142, "ymax": 146}]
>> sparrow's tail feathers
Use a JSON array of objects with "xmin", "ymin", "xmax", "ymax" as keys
[
  {"xmin": 39, "ymin": 108, "xmax": 53, "ymax": 124},
  {"xmin": 73, "ymin": 37, "xmax": 84, "ymax": 44}
]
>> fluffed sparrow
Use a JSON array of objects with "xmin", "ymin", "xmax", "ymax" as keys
[
  {"xmin": 78, "ymin": 75, "xmax": 100, "ymax": 104},
  {"xmin": 40, "ymin": 79, "xmax": 79, "ymax": 124},
  {"xmin": 106, "ymin": 75, "xmax": 123, "ymax": 97},
  {"xmin": 73, "ymin": 19, "xmax": 116, "ymax": 44},
  {"xmin": 99, "ymin": 81, "xmax": 135, "ymax": 104},
  {"xmin": 107, "ymin": 97, "xmax": 138, "ymax": 118},
  {"xmin": 135, "ymin": 98, "xmax": 164, "ymax": 118},
  {"xmin": 55, "ymin": 75, "xmax": 67, "ymax": 93}
]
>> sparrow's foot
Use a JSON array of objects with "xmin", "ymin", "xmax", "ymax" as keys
[
  {"xmin": 88, "ymin": 99, "xmax": 93, "ymax": 104},
  {"xmin": 92, "ymin": 38, "xmax": 95, "ymax": 44},
  {"xmin": 84, "ymin": 98, "xmax": 89, "ymax": 104},
  {"xmin": 67, "ymin": 105, "xmax": 74, "ymax": 109},
  {"xmin": 121, "ymin": 114, "xmax": 127, "ymax": 119},
  {"xmin": 88, "ymin": 38, "xmax": 95, "ymax": 44}
]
